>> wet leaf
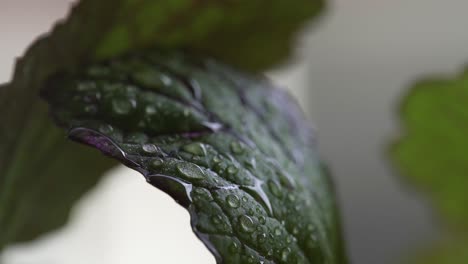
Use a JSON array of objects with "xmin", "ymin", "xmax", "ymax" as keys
[
  {"xmin": 0, "ymin": 0, "xmax": 324, "ymax": 248},
  {"xmin": 42, "ymin": 50, "xmax": 347, "ymax": 264}
]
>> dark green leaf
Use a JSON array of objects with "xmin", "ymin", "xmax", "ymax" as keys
[
  {"xmin": 42, "ymin": 50, "xmax": 346, "ymax": 264},
  {"xmin": 0, "ymin": 0, "xmax": 324, "ymax": 248},
  {"xmin": 0, "ymin": 96, "xmax": 115, "ymax": 247}
]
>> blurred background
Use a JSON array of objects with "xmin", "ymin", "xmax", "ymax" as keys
[{"xmin": 2, "ymin": 0, "xmax": 468, "ymax": 263}]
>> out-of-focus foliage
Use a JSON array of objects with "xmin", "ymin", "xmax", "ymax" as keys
[
  {"xmin": 391, "ymin": 69, "xmax": 468, "ymax": 263},
  {"xmin": 407, "ymin": 239, "xmax": 468, "ymax": 264}
]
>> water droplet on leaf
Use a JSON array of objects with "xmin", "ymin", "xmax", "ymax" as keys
[
  {"xmin": 145, "ymin": 105, "xmax": 157, "ymax": 115},
  {"xmin": 274, "ymin": 227, "xmax": 282, "ymax": 236},
  {"xmin": 182, "ymin": 142, "xmax": 206, "ymax": 156},
  {"xmin": 99, "ymin": 124, "xmax": 114, "ymax": 134},
  {"xmin": 211, "ymin": 215, "xmax": 223, "ymax": 225},
  {"xmin": 230, "ymin": 141, "xmax": 245, "ymax": 154},
  {"xmin": 229, "ymin": 242, "xmax": 240, "ymax": 253},
  {"xmin": 227, "ymin": 166, "xmax": 238, "ymax": 175},
  {"xmin": 268, "ymin": 180, "xmax": 282, "ymax": 198},
  {"xmin": 226, "ymin": 194, "xmax": 240, "ymax": 208},
  {"xmin": 281, "ymin": 247, "xmax": 291, "ymax": 262},
  {"xmin": 258, "ymin": 233, "xmax": 267, "ymax": 244},
  {"xmin": 258, "ymin": 216, "xmax": 266, "ymax": 224},
  {"xmin": 142, "ymin": 143, "xmax": 158, "ymax": 154},
  {"xmin": 112, "ymin": 98, "xmax": 135, "ymax": 115},
  {"xmin": 239, "ymin": 215, "xmax": 255, "ymax": 233},
  {"xmin": 84, "ymin": 105, "xmax": 97, "ymax": 114},
  {"xmin": 176, "ymin": 163, "xmax": 205, "ymax": 180},
  {"xmin": 150, "ymin": 158, "xmax": 163, "ymax": 169}
]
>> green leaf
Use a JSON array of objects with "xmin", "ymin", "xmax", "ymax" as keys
[
  {"xmin": 391, "ymin": 69, "xmax": 468, "ymax": 263},
  {"xmin": 41, "ymin": 50, "xmax": 346, "ymax": 264},
  {"xmin": 0, "ymin": 99, "xmax": 115, "ymax": 247},
  {"xmin": 0, "ymin": 0, "xmax": 324, "ymax": 248},
  {"xmin": 406, "ymin": 239, "xmax": 468, "ymax": 264},
  {"xmin": 390, "ymin": 70, "xmax": 468, "ymax": 230}
]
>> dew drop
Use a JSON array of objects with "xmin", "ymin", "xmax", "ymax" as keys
[
  {"xmin": 239, "ymin": 215, "xmax": 255, "ymax": 233},
  {"xmin": 274, "ymin": 227, "xmax": 282, "ymax": 236},
  {"xmin": 258, "ymin": 233, "xmax": 267, "ymax": 244},
  {"xmin": 212, "ymin": 156, "xmax": 222, "ymax": 163},
  {"xmin": 142, "ymin": 143, "xmax": 158, "ymax": 154},
  {"xmin": 278, "ymin": 171, "xmax": 296, "ymax": 189},
  {"xmin": 112, "ymin": 98, "xmax": 135, "ymax": 115},
  {"xmin": 192, "ymin": 187, "xmax": 213, "ymax": 202},
  {"xmin": 268, "ymin": 180, "xmax": 282, "ymax": 198},
  {"xmin": 182, "ymin": 142, "xmax": 206, "ymax": 156},
  {"xmin": 99, "ymin": 124, "xmax": 114, "ymax": 134},
  {"xmin": 292, "ymin": 227, "xmax": 299, "ymax": 235},
  {"xmin": 230, "ymin": 141, "xmax": 244, "ymax": 154},
  {"xmin": 229, "ymin": 242, "xmax": 240, "ymax": 253},
  {"xmin": 77, "ymin": 81, "xmax": 97, "ymax": 91},
  {"xmin": 242, "ymin": 178, "xmax": 273, "ymax": 216},
  {"xmin": 287, "ymin": 194, "xmax": 296, "ymax": 202},
  {"xmin": 306, "ymin": 233, "xmax": 319, "ymax": 249},
  {"xmin": 203, "ymin": 121, "xmax": 223, "ymax": 132},
  {"xmin": 176, "ymin": 163, "xmax": 205, "ymax": 180},
  {"xmin": 150, "ymin": 158, "xmax": 164, "ymax": 169},
  {"xmin": 227, "ymin": 166, "xmax": 238, "ymax": 175},
  {"xmin": 226, "ymin": 194, "xmax": 240, "ymax": 208},
  {"xmin": 246, "ymin": 158, "xmax": 256, "ymax": 169},
  {"xmin": 258, "ymin": 216, "xmax": 266, "ymax": 224},
  {"xmin": 145, "ymin": 105, "xmax": 157, "ymax": 115},
  {"xmin": 84, "ymin": 105, "xmax": 97, "ymax": 114},
  {"xmin": 160, "ymin": 74, "xmax": 173, "ymax": 86},
  {"xmin": 83, "ymin": 92, "xmax": 101, "ymax": 103},
  {"xmin": 126, "ymin": 132, "xmax": 148, "ymax": 144},
  {"xmin": 281, "ymin": 247, "xmax": 291, "ymax": 262},
  {"xmin": 211, "ymin": 215, "xmax": 223, "ymax": 225}
]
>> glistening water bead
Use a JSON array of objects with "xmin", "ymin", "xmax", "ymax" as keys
[
  {"xmin": 150, "ymin": 158, "xmax": 163, "ymax": 170},
  {"xmin": 142, "ymin": 143, "xmax": 158, "ymax": 154},
  {"xmin": 268, "ymin": 180, "xmax": 282, "ymax": 198},
  {"xmin": 238, "ymin": 215, "xmax": 255, "ymax": 233},
  {"xmin": 182, "ymin": 142, "xmax": 206, "ymax": 156},
  {"xmin": 226, "ymin": 194, "xmax": 241, "ymax": 208},
  {"xmin": 230, "ymin": 141, "xmax": 245, "ymax": 154},
  {"xmin": 111, "ymin": 98, "xmax": 135, "ymax": 115},
  {"xmin": 176, "ymin": 163, "xmax": 205, "ymax": 180}
]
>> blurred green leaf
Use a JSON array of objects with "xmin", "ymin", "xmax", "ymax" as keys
[
  {"xmin": 391, "ymin": 69, "xmax": 468, "ymax": 264},
  {"xmin": 406, "ymin": 239, "xmax": 468, "ymax": 264},
  {"xmin": 391, "ymin": 70, "xmax": 468, "ymax": 230},
  {"xmin": 0, "ymin": 0, "xmax": 324, "ymax": 251}
]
